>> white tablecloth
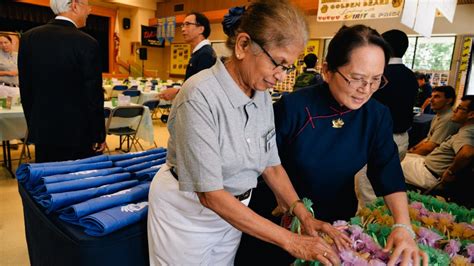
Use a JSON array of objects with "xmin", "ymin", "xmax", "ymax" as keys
[
  {"xmin": 0, "ymin": 105, "xmax": 27, "ymax": 141},
  {"xmin": 138, "ymin": 91, "xmax": 159, "ymax": 105},
  {"xmin": 104, "ymin": 102, "xmax": 154, "ymax": 145}
]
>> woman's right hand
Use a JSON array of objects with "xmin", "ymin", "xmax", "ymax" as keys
[{"xmin": 285, "ymin": 232, "xmax": 340, "ymax": 266}]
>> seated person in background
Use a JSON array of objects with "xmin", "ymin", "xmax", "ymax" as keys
[
  {"xmin": 408, "ymin": 86, "xmax": 460, "ymax": 155},
  {"xmin": 415, "ymin": 72, "xmax": 432, "ymax": 110},
  {"xmin": 293, "ymin": 53, "xmax": 323, "ymax": 90},
  {"xmin": 402, "ymin": 95, "xmax": 474, "ymax": 189}
]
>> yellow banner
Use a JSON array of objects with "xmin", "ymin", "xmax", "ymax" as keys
[{"xmin": 317, "ymin": 0, "xmax": 403, "ymax": 22}]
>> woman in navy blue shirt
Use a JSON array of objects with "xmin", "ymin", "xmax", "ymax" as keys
[{"xmin": 237, "ymin": 25, "xmax": 427, "ymax": 266}]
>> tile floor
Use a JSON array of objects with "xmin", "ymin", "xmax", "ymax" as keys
[{"xmin": 0, "ymin": 119, "xmax": 170, "ymax": 266}]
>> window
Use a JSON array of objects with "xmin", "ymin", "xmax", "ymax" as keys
[{"xmin": 403, "ymin": 36, "xmax": 456, "ymax": 71}]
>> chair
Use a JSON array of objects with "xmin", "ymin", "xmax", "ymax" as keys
[
  {"xmin": 103, "ymin": 107, "xmax": 112, "ymax": 153},
  {"xmin": 17, "ymin": 129, "xmax": 33, "ymax": 167},
  {"xmin": 105, "ymin": 106, "xmax": 145, "ymax": 153},
  {"xmin": 122, "ymin": 90, "xmax": 141, "ymax": 104},
  {"xmin": 111, "ymin": 85, "xmax": 128, "ymax": 98},
  {"xmin": 142, "ymin": 99, "xmax": 160, "ymax": 120}
]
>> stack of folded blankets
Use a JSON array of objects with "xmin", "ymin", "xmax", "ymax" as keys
[{"xmin": 16, "ymin": 148, "xmax": 167, "ymax": 236}]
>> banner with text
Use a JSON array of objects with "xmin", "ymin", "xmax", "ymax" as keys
[
  {"xmin": 141, "ymin": 25, "xmax": 164, "ymax": 47},
  {"xmin": 317, "ymin": 0, "xmax": 404, "ymax": 22}
]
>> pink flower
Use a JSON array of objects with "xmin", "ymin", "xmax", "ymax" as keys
[
  {"xmin": 467, "ymin": 244, "xmax": 474, "ymax": 263},
  {"xmin": 417, "ymin": 227, "xmax": 442, "ymax": 247},
  {"xmin": 339, "ymin": 250, "xmax": 369, "ymax": 266},
  {"xmin": 333, "ymin": 220, "xmax": 348, "ymax": 227},
  {"xmin": 444, "ymin": 239, "xmax": 461, "ymax": 258}
]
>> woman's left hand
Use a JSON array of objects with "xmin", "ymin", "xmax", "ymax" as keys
[
  {"xmin": 384, "ymin": 227, "xmax": 428, "ymax": 266},
  {"xmin": 301, "ymin": 218, "xmax": 352, "ymax": 252}
]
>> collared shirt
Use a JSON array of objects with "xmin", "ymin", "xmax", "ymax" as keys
[
  {"xmin": 427, "ymin": 108, "xmax": 460, "ymax": 144},
  {"xmin": 166, "ymin": 59, "xmax": 280, "ymax": 195},
  {"xmin": 388, "ymin": 57, "xmax": 404, "ymax": 65},
  {"xmin": 426, "ymin": 124, "xmax": 474, "ymax": 176},
  {"xmin": 55, "ymin": 16, "xmax": 78, "ymax": 28},
  {"xmin": 0, "ymin": 50, "xmax": 18, "ymax": 85},
  {"xmin": 192, "ymin": 39, "xmax": 211, "ymax": 54}
]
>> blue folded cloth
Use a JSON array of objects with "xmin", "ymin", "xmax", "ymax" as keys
[
  {"xmin": 59, "ymin": 182, "xmax": 150, "ymax": 222},
  {"xmin": 134, "ymin": 164, "xmax": 163, "ymax": 181},
  {"xmin": 113, "ymin": 153, "xmax": 167, "ymax": 168},
  {"xmin": 124, "ymin": 157, "xmax": 166, "ymax": 173},
  {"xmin": 18, "ymin": 161, "xmax": 114, "ymax": 190},
  {"xmin": 108, "ymin": 148, "xmax": 166, "ymax": 162},
  {"xmin": 33, "ymin": 167, "xmax": 124, "ymax": 190},
  {"xmin": 79, "ymin": 201, "xmax": 148, "ymax": 236},
  {"xmin": 32, "ymin": 172, "xmax": 131, "ymax": 196},
  {"xmin": 36, "ymin": 180, "xmax": 139, "ymax": 214}
]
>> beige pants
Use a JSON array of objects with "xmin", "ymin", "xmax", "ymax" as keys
[{"xmin": 401, "ymin": 153, "xmax": 439, "ymax": 189}]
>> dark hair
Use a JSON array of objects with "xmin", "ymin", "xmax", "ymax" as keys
[
  {"xmin": 461, "ymin": 95, "xmax": 474, "ymax": 111},
  {"xmin": 223, "ymin": 0, "xmax": 308, "ymax": 52},
  {"xmin": 381, "ymin": 29, "xmax": 409, "ymax": 58},
  {"xmin": 187, "ymin": 12, "xmax": 211, "ymax": 39},
  {"xmin": 433, "ymin": 86, "xmax": 456, "ymax": 106},
  {"xmin": 303, "ymin": 53, "xmax": 318, "ymax": 68},
  {"xmin": 0, "ymin": 34, "xmax": 12, "ymax": 42},
  {"xmin": 326, "ymin": 25, "xmax": 390, "ymax": 72},
  {"xmin": 415, "ymin": 72, "xmax": 430, "ymax": 82}
]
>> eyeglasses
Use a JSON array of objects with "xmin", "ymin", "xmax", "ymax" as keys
[
  {"xmin": 336, "ymin": 69, "xmax": 388, "ymax": 91},
  {"xmin": 251, "ymin": 39, "xmax": 296, "ymax": 74},
  {"xmin": 454, "ymin": 105, "xmax": 469, "ymax": 112},
  {"xmin": 180, "ymin": 22, "xmax": 200, "ymax": 28}
]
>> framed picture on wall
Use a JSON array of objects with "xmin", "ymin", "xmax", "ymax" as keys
[{"xmin": 170, "ymin": 43, "xmax": 191, "ymax": 75}]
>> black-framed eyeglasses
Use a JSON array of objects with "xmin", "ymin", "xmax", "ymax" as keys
[
  {"xmin": 251, "ymin": 39, "xmax": 296, "ymax": 74},
  {"xmin": 336, "ymin": 69, "xmax": 388, "ymax": 91},
  {"xmin": 180, "ymin": 22, "xmax": 200, "ymax": 28},
  {"xmin": 454, "ymin": 105, "xmax": 469, "ymax": 112}
]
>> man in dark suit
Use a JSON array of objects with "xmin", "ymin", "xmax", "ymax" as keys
[
  {"xmin": 158, "ymin": 12, "xmax": 216, "ymax": 101},
  {"xmin": 18, "ymin": 0, "xmax": 105, "ymax": 163}
]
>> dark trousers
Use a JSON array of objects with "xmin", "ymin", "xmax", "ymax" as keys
[{"xmin": 35, "ymin": 144, "xmax": 98, "ymax": 163}]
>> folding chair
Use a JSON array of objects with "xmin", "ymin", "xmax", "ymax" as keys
[
  {"xmin": 142, "ymin": 99, "xmax": 160, "ymax": 120},
  {"xmin": 105, "ymin": 106, "xmax": 145, "ymax": 152},
  {"xmin": 103, "ymin": 107, "xmax": 112, "ymax": 153},
  {"xmin": 17, "ymin": 129, "xmax": 33, "ymax": 167},
  {"xmin": 122, "ymin": 90, "xmax": 141, "ymax": 104},
  {"xmin": 111, "ymin": 85, "xmax": 128, "ymax": 98}
]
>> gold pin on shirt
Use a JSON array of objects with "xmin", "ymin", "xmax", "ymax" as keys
[{"xmin": 332, "ymin": 118, "xmax": 344, "ymax": 128}]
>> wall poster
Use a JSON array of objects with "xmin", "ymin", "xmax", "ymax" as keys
[{"xmin": 169, "ymin": 43, "xmax": 191, "ymax": 75}]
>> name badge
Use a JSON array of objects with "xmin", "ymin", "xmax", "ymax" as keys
[{"xmin": 264, "ymin": 128, "xmax": 276, "ymax": 152}]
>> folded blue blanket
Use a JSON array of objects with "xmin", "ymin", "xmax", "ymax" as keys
[
  {"xmin": 113, "ymin": 153, "xmax": 167, "ymax": 168},
  {"xmin": 32, "ymin": 172, "xmax": 131, "ymax": 196},
  {"xmin": 124, "ymin": 157, "xmax": 166, "ymax": 173},
  {"xmin": 108, "ymin": 148, "xmax": 166, "ymax": 162},
  {"xmin": 36, "ymin": 180, "xmax": 139, "ymax": 214},
  {"xmin": 79, "ymin": 201, "xmax": 148, "ymax": 236},
  {"xmin": 18, "ymin": 161, "xmax": 114, "ymax": 190},
  {"xmin": 134, "ymin": 164, "xmax": 163, "ymax": 181},
  {"xmin": 38, "ymin": 167, "xmax": 124, "ymax": 185},
  {"xmin": 59, "ymin": 182, "xmax": 150, "ymax": 222}
]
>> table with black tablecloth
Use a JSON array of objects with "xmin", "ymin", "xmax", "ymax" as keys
[
  {"xmin": 18, "ymin": 177, "xmax": 149, "ymax": 266},
  {"xmin": 408, "ymin": 113, "xmax": 435, "ymax": 148}
]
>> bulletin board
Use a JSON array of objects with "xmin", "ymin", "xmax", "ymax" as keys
[
  {"xmin": 274, "ymin": 40, "xmax": 321, "ymax": 92},
  {"xmin": 170, "ymin": 43, "xmax": 191, "ymax": 75}
]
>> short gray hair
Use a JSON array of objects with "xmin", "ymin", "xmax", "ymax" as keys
[{"xmin": 50, "ymin": 0, "xmax": 72, "ymax": 15}]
